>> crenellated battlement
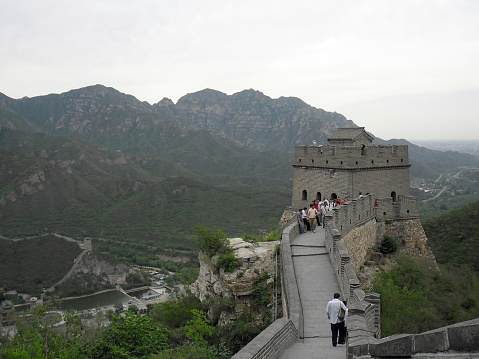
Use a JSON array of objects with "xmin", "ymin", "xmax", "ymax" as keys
[{"xmin": 293, "ymin": 144, "xmax": 409, "ymax": 169}]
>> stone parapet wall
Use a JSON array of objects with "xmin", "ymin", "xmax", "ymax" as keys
[
  {"xmin": 323, "ymin": 193, "xmax": 427, "ymax": 351},
  {"xmin": 375, "ymin": 195, "xmax": 419, "ymax": 221},
  {"xmin": 231, "ymin": 318, "xmax": 299, "ymax": 359},
  {"xmin": 342, "ymin": 219, "xmax": 378, "ymax": 271},
  {"xmin": 347, "ymin": 289, "xmax": 382, "ymax": 349},
  {"xmin": 349, "ymin": 318, "xmax": 479, "ymax": 358},
  {"xmin": 231, "ymin": 222, "xmax": 301, "ymax": 359},
  {"xmin": 324, "ymin": 199, "xmax": 381, "ymax": 344},
  {"xmin": 279, "ymin": 223, "xmax": 302, "ymax": 332},
  {"xmin": 279, "ymin": 207, "xmax": 296, "ymax": 232},
  {"xmin": 331, "ymin": 195, "xmax": 376, "ymax": 235}
]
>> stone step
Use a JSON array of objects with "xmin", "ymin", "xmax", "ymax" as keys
[{"xmin": 291, "ymin": 245, "xmax": 328, "ymax": 256}]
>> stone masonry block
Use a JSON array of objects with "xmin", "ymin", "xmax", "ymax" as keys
[
  {"xmin": 413, "ymin": 328, "xmax": 448, "ymax": 353},
  {"xmin": 369, "ymin": 334, "xmax": 413, "ymax": 357},
  {"xmin": 447, "ymin": 322, "xmax": 479, "ymax": 351},
  {"xmin": 347, "ymin": 337, "xmax": 375, "ymax": 357}
]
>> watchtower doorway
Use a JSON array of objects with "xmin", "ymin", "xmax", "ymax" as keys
[
  {"xmin": 391, "ymin": 191, "xmax": 397, "ymax": 203},
  {"xmin": 302, "ymin": 190, "xmax": 308, "ymax": 201}
]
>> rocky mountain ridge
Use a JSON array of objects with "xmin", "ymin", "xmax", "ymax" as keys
[
  {"xmin": 1, "ymin": 85, "xmax": 353, "ymax": 155},
  {"xmin": 171, "ymin": 88, "xmax": 354, "ymax": 151},
  {"xmin": 3, "ymin": 84, "xmax": 477, "ymax": 178}
]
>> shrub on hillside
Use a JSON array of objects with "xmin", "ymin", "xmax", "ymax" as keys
[
  {"xmin": 379, "ymin": 235, "xmax": 399, "ymax": 255},
  {"xmin": 218, "ymin": 252, "xmax": 240, "ymax": 272},
  {"xmin": 194, "ymin": 225, "xmax": 229, "ymax": 257}
]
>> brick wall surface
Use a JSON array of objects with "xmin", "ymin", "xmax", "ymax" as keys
[
  {"xmin": 292, "ymin": 144, "xmax": 411, "ymax": 209},
  {"xmin": 342, "ymin": 219, "xmax": 378, "ymax": 271}
]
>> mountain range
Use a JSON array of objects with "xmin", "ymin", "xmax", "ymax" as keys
[{"xmin": 1, "ymin": 84, "xmax": 478, "ymax": 251}]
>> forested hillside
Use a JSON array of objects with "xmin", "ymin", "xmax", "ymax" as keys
[
  {"xmin": 372, "ymin": 200, "xmax": 479, "ymax": 336},
  {"xmin": 422, "ymin": 200, "xmax": 479, "ymax": 271},
  {"xmin": 0, "ymin": 129, "xmax": 290, "ymax": 245}
]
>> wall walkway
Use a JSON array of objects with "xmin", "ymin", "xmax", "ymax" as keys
[
  {"xmin": 232, "ymin": 195, "xmax": 479, "ymax": 358},
  {"xmin": 278, "ymin": 227, "xmax": 346, "ymax": 359}
]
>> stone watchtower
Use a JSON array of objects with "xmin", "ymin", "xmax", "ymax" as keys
[{"xmin": 292, "ymin": 127, "xmax": 411, "ymax": 209}]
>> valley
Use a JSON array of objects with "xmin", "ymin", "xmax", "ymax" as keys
[{"xmin": 2, "ymin": 84, "xmax": 479, "ymax": 308}]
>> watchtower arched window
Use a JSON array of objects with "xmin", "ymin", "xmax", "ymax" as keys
[
  {"xmin": 391, "ymin": 191, "xmax": 397, "ymax": 203},
  {"xmin": 302, "ymin": 190, "xmax": 308, "ymax": 201},
  {"xmin": 316, "ymin": 192, "xmax": 322, "ymax": 201},
  {"xmin": 330, "ymin": 193, "xmax": 338, "ymax": 200}
]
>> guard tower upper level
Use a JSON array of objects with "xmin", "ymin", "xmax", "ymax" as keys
[
  {"xmin": 293, "ymin": 127, "xmax": 410, "ymax": 169},
  {"xmin": 327, "ymin": 127, "xmax": 374, "ymax": 146},
  {"xmin": 292, "ymin": 127, "xmax": 412, "ymax": 208}
]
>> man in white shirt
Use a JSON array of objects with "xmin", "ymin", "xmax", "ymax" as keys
[
  {"xmin": 320, "ymin": 201, "xmax": 329, "ymax": 228},
  {"xmin": 325, "ymin": 292, "xmax": 348, "ymax": 346}
]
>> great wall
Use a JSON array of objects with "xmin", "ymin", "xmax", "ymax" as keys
[{"xmin": 232, "ymin": 128, "xmax": 479, "ymax": 359}]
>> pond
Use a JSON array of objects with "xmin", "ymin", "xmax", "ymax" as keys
[{"xmin": 59, "ymin": 289, "xmax": 132, "ymax": 311}]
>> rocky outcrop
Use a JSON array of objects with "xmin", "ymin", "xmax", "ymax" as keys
[
  {"xmin": 383, "ymin": 218, "xmax": 436, "ymax": 261},
  {"xmin": 190, "ymin": 238, "xmax": 280, "ymax": 324},
  {"xmin": 52, "ymin": 252, "xmax": 139, "ymax": 296},
  {"xmin": 0, "ymin": 170, "xmax": 46, "ymax": 205}
]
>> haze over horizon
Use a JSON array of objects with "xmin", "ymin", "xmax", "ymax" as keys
[{"xmin": 1, "ymin": 0, "xmax": 478, "ymax": 141}]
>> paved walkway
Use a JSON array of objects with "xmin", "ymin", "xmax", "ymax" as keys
[{"xmin": 278, "ymin": 227, "xmax": 346, "ymax": 359}]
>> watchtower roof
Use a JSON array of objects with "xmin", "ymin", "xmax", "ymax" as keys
[{"xmin": 327, "ymin": 127, "xmax": 374, "ymax": 145}]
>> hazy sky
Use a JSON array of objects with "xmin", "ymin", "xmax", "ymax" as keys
[{"xmin": 1, "ymin": 0, "xmax": 478, "ymax": 141}]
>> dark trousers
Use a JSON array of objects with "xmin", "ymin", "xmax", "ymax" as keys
[
  {"xmin": 330, "ymin": 321, "xmax": 345, "ymax": 346},
  {"xmin": 303, "ymin": 218, "xmax": 310, "ymax": 231}
]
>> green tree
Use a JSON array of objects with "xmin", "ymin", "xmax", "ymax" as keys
[
  {"xmin": 212, "ymin": 316, "xmax": 263, "ymax": 354},
  {"xmin": 379, "ymin": 235, "xmax": 399, "ymax": 255},
  {"xmin": 0, "ymin": 306, "xmax": 96, "ymax": 359},
  {"xmin": 91, "ymin": 311, "xmax": 168, "ymax": 358},
  {"xmin": 149, "ymin": 295, "xmax": 204, "ymax": 329},
  {"xmin": 194, "ymin": 225, "xmax": 228, "ymax": 256},
  {"xmin": 183, "ymin": 309, "xmax": 214, "ymax": 345},
  {"xmin": 372, "ymin": 255, "xmax": 479, "ymax": 336},
  {"xmin": 128, "ymin": 304, "xmax": 139, "ymax": 313},
  {"xmin": 252, "ymin": 272, "xmax": 271, "ymax": 307},
  {"xmin": 178, "ymin": 267, "xmax": 200, "ymax": 284},
  {"xmin": 374, "ymin": 276, "xmax": 431, "ymax": 336}
]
